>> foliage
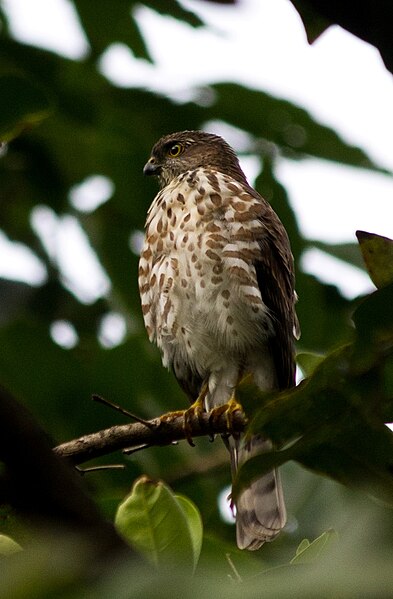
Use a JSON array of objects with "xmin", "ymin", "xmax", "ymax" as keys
[
  {"xmin": 235, "ymin": 279, "xmax": 393, "ymax": 504},
  {"xmin": 356, "ymin": 230, "xmax": 393, "ymax": 290},
  {"xmin": 288, "ymin": 0, "xmax": 393, "ymax": 74},
  {"xmin": 0, "ymin": 1, "xmax": 392, "ymax": 596},
  {"xmin": 115, "ymin": 476, "xmax": 203, "ymax": 573},
  {"xmin": 0, "ymin": 534, "xmax": 22, "ymax": 556},
  {"xmin": 0, "ymin": 74, "xmax": 53, "ymax": 142}
]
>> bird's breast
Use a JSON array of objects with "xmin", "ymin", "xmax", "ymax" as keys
[{"xmin": 139, "ymin": 169, "xmax": 274, "ymax": 369}]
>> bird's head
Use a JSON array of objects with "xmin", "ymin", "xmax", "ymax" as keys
[{"xmin": 143, "ymin": 130, "xmax": 247, "ymax": 188}]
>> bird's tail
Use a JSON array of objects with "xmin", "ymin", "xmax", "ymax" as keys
[{"xmin": 228, "ymin": 435, "xmax": 286, "ymax": 551}]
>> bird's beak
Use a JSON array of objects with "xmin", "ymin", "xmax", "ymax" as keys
[{"xmin": 143, "ymin": 158, "xmax": 160, "ymax": 176}]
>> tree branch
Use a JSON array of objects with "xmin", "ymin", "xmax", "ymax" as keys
[{"xmin": 54, "ymin": 409, "xmax": 247, "ymax": 466}]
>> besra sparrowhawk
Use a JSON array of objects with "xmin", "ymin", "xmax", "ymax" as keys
[{"xmin": 139, "ymin": 131, "xmax": 299, "ymax": 550}]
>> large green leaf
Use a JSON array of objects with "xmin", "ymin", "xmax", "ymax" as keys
[
  {"xmin": 356, "ymin": 231, "xmax": 393, "ymax": 289},
  {"xmin": 115, "ymin": 476, "xmax": 202, "ymax": 572},
  {"xmin": 207, "ymin": 83, "xmax": 389, "ymax": 172}
]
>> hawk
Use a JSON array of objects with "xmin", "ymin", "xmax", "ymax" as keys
[{"xmin": 139, "ymin": 131, "xmax": 298, "ymax": 550}]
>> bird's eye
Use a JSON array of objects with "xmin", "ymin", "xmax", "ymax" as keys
[{"xmin": 168, "ymin": 143, "xmax": 183, "ymax": 157}]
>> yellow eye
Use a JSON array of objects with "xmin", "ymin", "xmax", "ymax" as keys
[{"xmin": 168, "ymin": 143, "xmax": 183, "ymax": 157}]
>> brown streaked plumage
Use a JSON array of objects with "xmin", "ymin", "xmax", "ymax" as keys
[{"xmin": 139, "ymin": 130, "xmax": 299, "ymax": 550}]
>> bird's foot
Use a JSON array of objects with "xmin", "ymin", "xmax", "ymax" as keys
[
  {"xmin": 159, "ymin": 409, "xmax": 188, "ymax": 423},
  {"xmin": 209, "ymin": 396, "xmax": 243, "ymax": 435},
  {"xmin": 183, "ymin": 395, "xmax": 206, "ymax": 447},
  {"xmin": 158, "ymin": 407, "xmax": 199, "ymax": 447},
  {"xmin": 159, "ymin": 384, "xmax": 207, "ymax": 447},
  {"xmin": 182, "ymin": 383, "xmax": 209, "ymax": 446},
  {"xmin": 158, "ymin": 409, "xmax": 190, "ymax": 442}
]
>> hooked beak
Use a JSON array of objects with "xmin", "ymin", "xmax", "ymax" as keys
[{"xmin": 143, "ymin": 158, "xmax": 161, "ymax": 176}]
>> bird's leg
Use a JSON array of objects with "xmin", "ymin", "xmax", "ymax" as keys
[
  {"xmin": 158, "ymin": 382, "xmax": 208, "ymax": 447},
  {"xmin": 183, "ymin": 382, "xmax": 208, "ymax": 446},
  {"xmin": 208, "ymin": 394, "xmax": 243, "ymax": 435}
]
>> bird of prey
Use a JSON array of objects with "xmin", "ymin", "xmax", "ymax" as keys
[{"xmin": 139, "ymin": 130, "xmax": 299, "ymax": 550}]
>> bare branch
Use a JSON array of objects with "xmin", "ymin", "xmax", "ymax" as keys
[
  {"xmin": 54, "ymin": 409, "xmax": 247, "ymax": 466},
  {"xmin": 91, "ymin": 394, "xmax": 156, "ymax": 428}
]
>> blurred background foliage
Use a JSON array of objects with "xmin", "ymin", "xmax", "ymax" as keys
[{"xmin": 0, "ymin": 0, "xmax": 393, "ymax": 596}]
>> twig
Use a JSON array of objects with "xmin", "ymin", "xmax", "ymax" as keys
[
  {"xmin": 226, "ymin": 553, "xmax": 243, "ymax": 583},
  {"xmin": 54, "ymin": 409, "xmax": 246, "ymax": 466},
  {"xmin": 92, "ymin": 394, "xmax": 156, "ymax": 428},
  {"xmin": 122, "ymin": 443, "xmax": 152, "ymax": 455},
  {"xmin": 76, "ymin": 464, "xmax": 126, "ymax": 474}
]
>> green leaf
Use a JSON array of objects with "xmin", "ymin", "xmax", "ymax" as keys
[
  {"xmin": 352, "ymin": 282, "xmax": 393, "ymax": 348},
  {"xmin": 143, "ymin": 1, "xmax": 204, "ymax": 28},
  {"xmin": 115, "ymin": 476, "xmax": 202, "ymax": 572},
  {"xmin": 356, "ymin": 231, "xmax": 393, "ymax": 289},
  {"xmin": 234, "ymin": 341, "xmax": 393, "ymax": 505},
  {"xmin": 308, "ymin": 240, "xmax": 367, "ymax": 271},
  {"xmin": 73, "ymin": 0, "xmax": 203, "ymax": 62},
  {"xmin": 175, "ymin": 494, "xmax": 203, "ymax": 567},
  {"xmin": 291, "ymin": 530, "xmax": 338, "ymax": 564},
  {"xmin": 296, "ymin": 352, "xmax": 325, "ymax": 377},
  {"xmin": 0, "ymin": 74, "xmax": 52, "ymax": 141},
  {"xmin": 73, "ymin": 1, "xmax": 151, "ymax": 61},
  {"xmin": 289, "ymin": 1, "xmax": 331, "ymax": 44},
  {"xmin": 208, "ymin": 83, "xmax": 389, "ymax": 172},
  {"xmin": 0, "ymin": 534, "xmax": 22, "ymax": 556}
]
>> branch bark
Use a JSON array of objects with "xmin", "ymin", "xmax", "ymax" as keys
[{"xmin": 54, "ymin": 409, "xmax": 247, "ymax": 466}]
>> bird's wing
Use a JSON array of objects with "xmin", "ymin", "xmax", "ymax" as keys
[{"xmin": 253, "ymin": 196, "xmax": 298, "ymax": 390}]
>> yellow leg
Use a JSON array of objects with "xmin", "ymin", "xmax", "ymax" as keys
[
  {"xmin": 159, "ymin": 383, "xmax": 208, "ymax": 446},
  {"xmin": 209, "ymin": 394, "xmax": 243, "ymax": 434},
  {"xmin": 183, "ymin": 385, "xmax": 208, "ymax": 446}
]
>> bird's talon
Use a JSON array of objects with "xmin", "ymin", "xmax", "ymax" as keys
[
  {"xmin": 208, "ymin": 397, "xmax": 243, "ymax": 435},
  {"xmin": 225, "ymin": 397, "xmax": 243, "ymax": 434},
  {"xmin": 183, "ymin": 394, "xmax": 206, "ymax": 446},
  {"xmin": 159, "ymin": 409, "xmax": 185, "ymax": 423}
]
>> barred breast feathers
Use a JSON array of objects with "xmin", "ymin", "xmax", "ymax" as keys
[{"xmin": 138, "ymin": 167, "xmax": 288, "ymax": 376}]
